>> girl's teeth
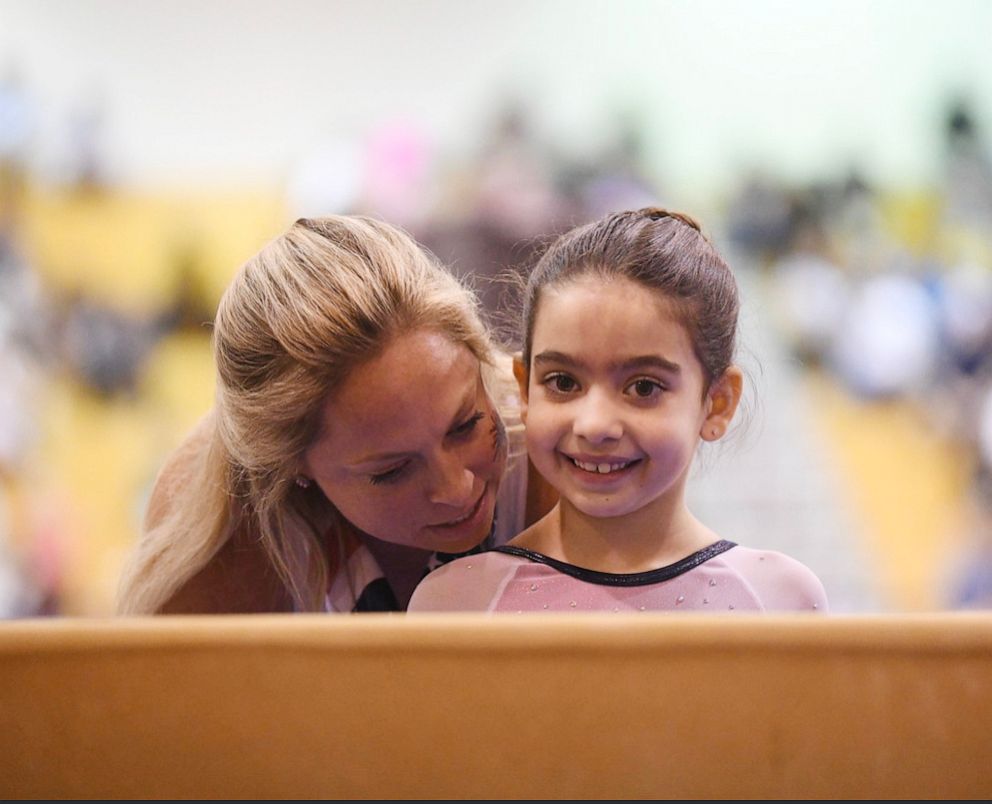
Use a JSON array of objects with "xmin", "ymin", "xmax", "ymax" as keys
[{"xmin": 573, "ymin": 459, "xmax": 629, "ymax": 474}]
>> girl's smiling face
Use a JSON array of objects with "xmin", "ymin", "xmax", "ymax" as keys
[
  {"xmin": 519, "ymin": 275, "xmax": 732, "ymax": 521},
  {"xmin": 303, "ymin": 328, "xmax": 506, "ymax": 554}
]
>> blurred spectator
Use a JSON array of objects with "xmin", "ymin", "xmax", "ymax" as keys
[
  {"xmin": 158, "ymin": 237, "xmax": 216, "ymax": 335},
  {"xmin": 0, "ymin": 231, "xmax": 49, "ymax": 474},
  {"xmin": 359, "ymin": 118, "xmax": 436, "ymax": 231},
  {"xmin": 725, "ymin": 172, "xmax": 797, "ymax": 266},
  {"xmin": 0, "ymin": 346, "xmax": 39, "ymax": 477},
  {"xmin": 0, "ymin": 537, "xmax": 42, "ymax": 618},
  {"xmin": 831, "ymin": 168, "xmax": 892, "ymax": 276},
  {"xmin": 768, "ymin": 250, "xmax": 852, "ymax": 368},
  {"xmin": 942, "ymin": 467, "xmax": 992, "ymax": 610},
  {"xmin": 62, "ymin": 89, "xmax": 111, "ymax": 194},
  {"xmin": 471, "ymin": 98, "xmax": 562, "ymax": 241},
  {"xmin": 0, "ymin": 63, "xmax": 34, "ymax": 205},
  {"xmin": 419, "ymin": 99, "xmax": 565, "ymax": 340},
  {"xmin": 935, "ymin": 260, "xmax": 992, "ymax": 377},
  {"xmin": 975, "ymin": 383, "xmax": 992, "ymax": 476},
  {"xmin": 942, "ymin": 96, "xmax": 992, "ymax": 237},
  {"xmin": 569, "ymin": 109, "xmax": 661, "ymax": 220},
  {"xmin": 58, "ymin": 293, "xmax": 162, "ymax": 399}
]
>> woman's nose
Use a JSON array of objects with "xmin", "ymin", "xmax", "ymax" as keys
[
  {"xmin": 572, "ymin": 389, "xmax": 623, "ymax": 443},
  {"xmin": 426, "ymin": 452, "xmax": 476, "ymax": 508}
]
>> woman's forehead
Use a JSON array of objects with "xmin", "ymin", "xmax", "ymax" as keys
[{"xmin": 309, "ymin": 330, "xmax": 484, "ymax": 461}]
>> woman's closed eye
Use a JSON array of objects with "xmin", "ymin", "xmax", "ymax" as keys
[
  {"xmin": 368, "ymin": 461, "xmax": 410, "ymax": 485},
  {"xmin": 367, "ymin": 412, "xmax": 483, "ymax": 486},
  {"xmin": 450, "ymin": 410, "xmax": 484, "ymax": 439}
]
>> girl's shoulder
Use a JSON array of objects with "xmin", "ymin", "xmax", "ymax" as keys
[
  {"xmin": 720, "ymin": 545, "xmax": 829, "ymax": 612},
  {"xmin": 408, "ymin": 550, "xmax": 524, "ymax": 612}
]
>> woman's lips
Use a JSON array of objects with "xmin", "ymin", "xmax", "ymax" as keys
[{"xmin": 430, "ymin": 486, "xmax": 488, "ymax": 529}]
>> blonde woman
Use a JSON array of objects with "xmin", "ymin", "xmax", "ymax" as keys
[{"xmin": 117, "ymin": 215, "xmax": 555, "ymax": 614}]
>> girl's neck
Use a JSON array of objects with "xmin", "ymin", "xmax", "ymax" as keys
[{"xmin": 513, "ymin": 491, "xmax": 717, "ymax": 575}]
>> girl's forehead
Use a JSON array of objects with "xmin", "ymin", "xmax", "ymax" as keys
[
  {"xmin": 533, "ymin": 278, "xmax": 695, "ymax": 353},
  {"xmin": 545, "ymin": 271, "xmax": 655, "ymax": 294},
  {"xmin": 539, "ymin": 274, "xmax": 683, "ymax": 318}
]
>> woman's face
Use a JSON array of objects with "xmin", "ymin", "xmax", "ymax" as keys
[{"xmin": 303, "ymin": 328, "xmax": 507, "ymax": 554}]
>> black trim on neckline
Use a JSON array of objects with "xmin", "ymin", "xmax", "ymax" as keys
[{"xmin": 491, "ymin": 540, "xmax": 737, "ymax": 587}]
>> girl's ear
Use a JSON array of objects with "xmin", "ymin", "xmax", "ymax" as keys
[
  {"xmin": 512, "ymin": 354, "xmax": 529, "ymax": 423},
  {"xmin": 700, "ymin": 365, "xmax": 743, "ymax": 442}
]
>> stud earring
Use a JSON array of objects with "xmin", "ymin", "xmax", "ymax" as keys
[{"xmin": 295, "ymin": 476, "xmax": 311, "ymax": 489}]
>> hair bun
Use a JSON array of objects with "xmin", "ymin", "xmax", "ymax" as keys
[
  {"xmin": 641, "ymin": 207, "xmax": 669, "ymax": 221},
  {"xmin": 640, "ymin": 207, "xmax": 701, "ymax": 233}
]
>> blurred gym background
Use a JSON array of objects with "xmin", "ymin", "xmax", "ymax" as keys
[{"xmin": 2, "ymin": 0, "xmax": 991, "ymax": 616}]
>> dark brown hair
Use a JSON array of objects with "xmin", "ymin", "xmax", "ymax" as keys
[{"xmin": 521, "ymin": 207, "xmax": 739, "ymax": 389}]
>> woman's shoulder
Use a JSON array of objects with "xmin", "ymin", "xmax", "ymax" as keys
[
  {"xmin": 720, "ymin": 545, "xmax": 829, "ymax": 612},
  {"xmin": 143, "ymin": 411, "xmax": 294, "ymax": 614},
  {"xmin": 158, "ymin": 524, "xmax": 294, "ymax": 614}
]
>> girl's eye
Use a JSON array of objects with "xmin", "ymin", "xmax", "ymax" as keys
[
  {"xmin": 451, "ymin": 410, "xmax": 484, "ymax": 438},
  {"xmin": 369, "ymin": 463, "xmax": 409, "ymax": 486},
  {"xmin": 545, "ymin": 373, "xmax": 578, "ymax": 394},
  {"xmin": 628, "ymin": 378, "xmax": 664, "ymax": 398}
]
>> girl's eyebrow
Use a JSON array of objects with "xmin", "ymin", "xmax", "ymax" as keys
[
  {"xmin": 615, "ymin": 355, "xmax": 681, "ymax": 374},
  {"xmin": 533, "ymin": 350, "xmax": 580, "ymax": 369},
  {"xmin": 533, "ymin": 351, "xmax": 680, "ymax": 374}
]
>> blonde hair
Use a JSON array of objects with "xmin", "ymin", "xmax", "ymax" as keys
[{"xmin": 118, "ymin": 215, "xmax": 519, "ymax": 614}]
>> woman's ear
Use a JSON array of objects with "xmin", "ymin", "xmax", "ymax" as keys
[
  {"xmin": 700, "ymin": 365, "xmax": 743, "ymax": 442},
  {"xmin": 512, "ymin": 354, "xmax": 529, "ymax": 423}
]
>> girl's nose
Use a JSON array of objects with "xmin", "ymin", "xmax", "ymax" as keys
[
  {"xmin": 572, "ymin": 389, "xmax": 623, "ymax": 443},
  {"xmin": 427, "ymin": 452, "xmax": 476, "ymax": 508}
]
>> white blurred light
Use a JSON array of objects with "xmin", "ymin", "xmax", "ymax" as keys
[
  {"xmin": 772, "ymin": 252, "xmax": 852, "ymax": 360},
  {"xmin": 285, "ymin": 138, "xmax": 364, "ymax": 220},
  {"xmin": 831, "ymin": 273, "xmax": 940, "ymax": 398},
  {"xmin": 939, "ymin": 262, "xmax": 992, "ymax": 357}
]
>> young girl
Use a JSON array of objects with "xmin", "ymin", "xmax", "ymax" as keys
[{"xmin": 408, "ymin": 207, "xmax": 828, "ymax": 613}]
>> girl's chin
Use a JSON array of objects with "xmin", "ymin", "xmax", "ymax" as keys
[{"xmin": 566, "ymin": 494, "xmax": 641, "ymax": 521}]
